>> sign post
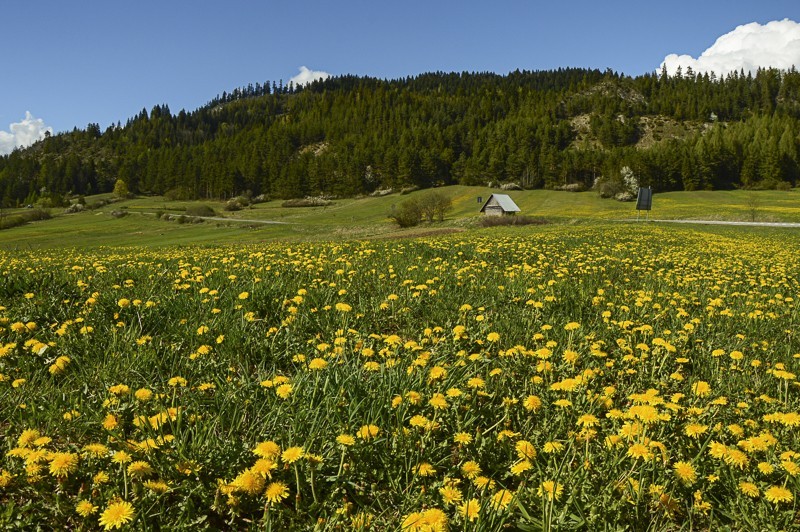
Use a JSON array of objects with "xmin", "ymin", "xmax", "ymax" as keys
[{"xmin": 636, "ymin": 187, "xmax": 652, "ymax": 221}]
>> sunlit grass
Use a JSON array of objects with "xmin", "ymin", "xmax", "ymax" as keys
[{"xmin": 1, "ymin": 223, "xmax": 799, "ymax": 529}]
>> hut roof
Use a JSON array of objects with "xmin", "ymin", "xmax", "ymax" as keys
[{"xmin": 480, "ymin": 194, "xmax": 520, "ymax": 213}]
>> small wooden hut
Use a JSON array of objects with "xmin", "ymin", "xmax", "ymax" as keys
[{"xmin": 480, "ymin": 194, "xmax": 520, "ymax": 216}]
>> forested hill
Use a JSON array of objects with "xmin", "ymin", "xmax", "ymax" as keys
[{"xmin": 2, "ymin": 67, "xmax": 800, "ymax": 205}]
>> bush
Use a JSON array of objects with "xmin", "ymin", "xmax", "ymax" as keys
[
  {"xmin": 0, "ymin": 208, "xmax": 51, "ymax": 230},
  {"xmin": 776, "ymin": 181, "xmax": 793, "ymax": 191},
  {"xmin": 479, "ymin": 215, "xmax": 549, "ymax": 227},
  {"xmin": 282, "ymin": 197, "xmax": 332, "ymax": 207},
  {"xmin": 555, "ymin": 183, "xmax": 586, "ymax": 192},
  {"xmin": 185, "ymin": 204, "xmax": 217, "ymax": 217},
  {"xmin": 0, "ymin": 215, "xmax": 25, "ymax": 230},
  {"xmin": 389, "ymin": 191, "xmax": 453, "ymax": 227},
  {"xmin": 163, "ymin": 187, "xmax": 193, "ymax": 201},
  {"xmin": 389, "ymin": 201, "xmax": 422, "ymax": 228},
  {"xmin": 224, "ymin": 196, "xmax": 252, "ymax": 211}
]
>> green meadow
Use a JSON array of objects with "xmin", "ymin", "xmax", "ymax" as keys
[
  {"xmin": 1, "ymin": 187, "xmax": 799, "ymax": 249},
  {"xmin": 1, "ymin": 189, "xmax": 799, "ymax": 530}
]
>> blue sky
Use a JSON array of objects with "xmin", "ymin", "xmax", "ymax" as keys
[{"xmin": 1, "ymin": 0, "xmax": 798, "ymax": 137}]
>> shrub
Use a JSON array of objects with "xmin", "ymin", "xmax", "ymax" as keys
[
  {"xmin": 555, "ymin": 183, "xmax": 586, "ymax": 192},
  {"xmin": 163, "ymin": 187, "xmax": 193, "ymax": 201},
  {"xmin": 224, "ymin": 196, "xmax": 252, "ymax": 211},
  {"xmin": 113, "ymin": 179, "xmax": 131, "ymax": 199},
  {"xmin": 185, "ymin": 204, "xmax": 217, "ymax": 217},
  {"xmin": 389, "ymin": 191, "xmax": 453, "ymax": 227},
  {"xmin": 776, "ymin": 181, "xmax": 793, "ymax": 191},
  {"xmin": 389, "ymin": 201, "xmax": 422, "ymax": 228},
  {"xmin": 282, "ymin": 197, "xmax": 332, "ymax": 208},
  {"xmin": 479, "ymin": 215, "xmax": 549, "ymax": 227},
  {"xmin": 0, "ymin": 215, "xmax": 25, "ymax": 230}
]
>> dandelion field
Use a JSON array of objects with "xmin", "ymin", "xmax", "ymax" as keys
[{"xmin": 1, "ymin": 224, "xmax": 799, "ymax": 530}]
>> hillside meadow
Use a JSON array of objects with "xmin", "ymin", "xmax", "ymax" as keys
[
  {"xmin": 1, "ymin": 186, "xmax": 800, "ymax": 249},
  {"xmin": 1, "ymin": 220, "xmax": 799, "ymax": 530}
]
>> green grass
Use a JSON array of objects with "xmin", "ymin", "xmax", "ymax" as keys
[
  {"xmin": 2, "ymin": 187, "xmax": 799, "ymax": 249},
  {"xmin": 1, "ymin": 224, "xmax": 799, "ymax": 529}
]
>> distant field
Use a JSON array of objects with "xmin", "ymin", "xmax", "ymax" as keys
[{"xmin": 1, "ymin": 187, "xmax": 799, "ymax": 249}]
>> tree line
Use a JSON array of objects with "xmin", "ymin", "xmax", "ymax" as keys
[{"xmin": 1, "ymin": 67, "xmax": 799, "ymax": 206}]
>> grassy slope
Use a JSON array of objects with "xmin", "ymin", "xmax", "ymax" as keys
[{"xmin": 1, "ymin": 187, "xmax": 799, "ymax": 249}]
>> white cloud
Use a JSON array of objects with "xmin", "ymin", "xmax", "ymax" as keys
[
  {"xmin": 289, "ymin": 66, "xmax": 331, "ymax": 87},
  {"xmin": 660, "ymin": 19, "xmax": 800, "ymax": 77},
  {"xmin": 0, "ymin": 111, "xmax": 53, "ymax": 156}
]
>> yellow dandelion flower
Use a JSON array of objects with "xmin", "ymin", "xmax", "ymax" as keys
[
  {"xmin": 543, "ymin": 441, "xmax": 564, "ymax": 454},
  {"xmin": 275, "ymin": 383, "xmax": 293, "ymax": 399},
  {"xmin": 458, "ymin": 498, "xmax": 480, "ymax": 521},
  {"xmin": 764, "ymin": 485, "xmax": 793, "ymax": 504},
  {"xmin": 490, "ymin": 489, "xmax": 514, "ymax": 510},
  {"xmin": 627, "ymin": 443, "xmax": 652, "ymax": 461},
  {"xmin": 673, "ymin": 461, "xmax": 697, "ymax": 485},
  {"xmin": 264, "ymin": 481, "xmax": 289, "ymax": 505},
  {"xmin": 739, "ymin": 481, "xmax": 759, "ymax": 498},
  {"xmin": 429, "ymin": 393, "xmax": 448, "ymax": 409},
  {"xmin": 510, "ymin": 459, "xmax": 532, "ymax": 475},
  {"xmin": 102, "ymin": 414, "xmax": 118, "ymax": 431},
  {"xmin": 515, "ymin": 440, "xmax": 537, "ymax": 459},
  {"xmin": 127, "ymin": 461, "xmax": 153, "ymax": 479},
  {"xmin": 253, "ymin": 441, "xmax": 281, "ymax": 458},
  {"xmin": 691, "ymin": 381, "xmax": 711, "ymax": 397},
  {"xmin": 336, "ymin": 434, "xmax": 355, "ymax": 446},
  {"xmin": 782, "ymin": 460, "xmax": 800, "ymax": 476},
  {"xmin": 414, "ymin": 462, "xmax": 436, "ymax": 477},
  {"xmin": 142, "ymin": 480, "xmax": 170, "ymax": 493},
  {"xmin": 111, "ymin": 451, "xmax": 132, "ymax": 464},
  {"xmin": 76, "ymin": 500, "xmax": 98, "ymax": 517},
  {"xmin": 467, "ymin": 377, "xmax": 485, "ymax": 389},
  {"xmin": 454, "ymin": 432, "xmax": 473, "ymax": 444},
  {"xmin": 281, "ymin": 446, "xmax": 304, "ymax": 464},
  {"xmin": 98, "ymin": 500, "xmax": 135, "ymax": 530},
  {"xmin": 134, "ymin": 388, "xmax": 153, "ymax": 402},
  {"xmin": 684, "ymin": 423, "xmax": 708, "ymax": 438},
  {"xmin": 723, "ymin": 448, "xmax": 750, "ymax": 469},
  {"xmin": 461, "ymin": 461, "xmax": 481, "ymax": 479},
  {"xmin": 524, "ymin": 395, "xmax": 542, "ymax": 412},
  {"xmin": 233, "ymin": 470, "xmax": 265, "ymax": 495},
  {"xmin": 308, "ymin": 358, "xmax": 328, "ymax": 370},
  {"xmin": 487, "ymin": 332, "xmax": 500, "ymax": 342},
  {"xmin": 49, "ymin": 452, "xmax": 79, "ymax": 478},
  {"xmin": 357, "ymin": 424, "xmax": 380, "ymax": 440},
  {"xmin": 537, "ymin": 480, "xmax": 564, "ymax": 501},
  {"xmin": 17, "ymin": 429, "xmax": 40, "ymax": 448},
  {"xmin": 577, "ymin": 414, "xmax": 599, "ymax": 427},
  {"xmin": 439, "ymin": 485, "xmax": 463, "ymax": 505}
]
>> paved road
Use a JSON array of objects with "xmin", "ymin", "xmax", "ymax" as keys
[
  {"xmin": 627, "ymin": 219, "xmax": 800, "ymax": 228},
  {"xmin": 147, "ymin": 212, "xmax": 289, "ymax": 225},
  {"xmin": 194, "ymin": 215, "xmax": 289, "ymax": 225}
]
